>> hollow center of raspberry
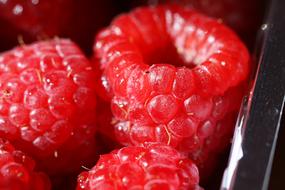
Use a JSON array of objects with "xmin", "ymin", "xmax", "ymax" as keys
[
  {"xmin": 141, "ymin": 34, "xmax": 217, "ymax": 69},
  {"xmin": 144, "ymin": 42, "xmax": 196, "ymax": 68}
]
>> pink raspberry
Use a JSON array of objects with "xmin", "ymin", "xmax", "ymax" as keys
[
  {"xmin": 0, "ymin": 39, "xmax": 98, "ymax": 175},
  {"xmin": 77, "ymin": 143, "xmax": 202, "ymax": 190},
  {"xmin": 94, "ymin": 4, "xmax": 249, "ymax": 175},
  {"xmin": 0, "ymin": 138, "xmax": 51, "ymax": 190}
]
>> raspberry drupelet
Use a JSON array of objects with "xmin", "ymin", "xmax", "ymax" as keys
[
  {"xmin": 0, "ymin": 138, "xmax": 51, "ymax": 190},
  {"xmin": 0, "ymin": 39, "xmax": 98, "ymax": 175},
  {"xmin": 77, "ymin": 143, "xmax": 202, "ymax": 190},
  {"xmin": 94, "ymin": 4, "xmax": 249, "ymax": 173}
]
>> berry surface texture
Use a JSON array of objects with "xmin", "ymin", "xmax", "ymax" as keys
[
  {"xmin": 0, "ymin": 1, "xmax": 254, "ymax": 189},
  {"xmin": 77, "ymin": 143, "xmax": 202, "ymax": 190},
  {"xmin": 94, "ymin": 4, "xmax": 249, "ymax": 173},
  {"xmin": 0, "ymin": 39, "xmax": 98, "ymax": 175},
  {"xmin": 0, "ymin": 138, "xmax": 51, "ymax": 190}
]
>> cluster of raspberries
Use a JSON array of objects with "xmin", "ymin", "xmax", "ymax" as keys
[{"xmin": 0, "ymin": 2, "xmax": 250, "ymax": 190}]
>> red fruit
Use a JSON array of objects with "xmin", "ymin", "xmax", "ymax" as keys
[
  {"xmin": 0, "ymin": 138, "xmax": 51, "ymax": 190},
  {"xmin": 0, "ymin": 0, "xmax": 116, "ymax": 53},
  {"xmin": 0, "ymin": 39, "xmax": 97, "ymax": 175},
  {"xmin": 77, "ymin": 143, "xmax": 202, "ymax": 190},
  {"xmin": 0, "ymin": 0, "xmax": 71, "ymax": 51},
  {"xmin": 0, "ymin": 0, "xmax": 71, "ymax": 37},
  {"xmin": 94, "ymin": 4, "xmax": 249, "ymax": 173}
]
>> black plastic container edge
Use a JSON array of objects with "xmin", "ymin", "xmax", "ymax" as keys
[{"xmin": 221, "ymin": 0, "xmax": 285, "ymax": 189}]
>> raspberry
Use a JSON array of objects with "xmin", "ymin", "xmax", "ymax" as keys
[
  {"xmin": 0, "ymin": 138, "xmax": 51, "ymax": 190},
  {"xmin": 77, "ymin": 143, "xmax": 202, "ymax": 190},
  {"xmin": 0, "ymin": 39, "xmax": 97, "ymax": 175},
  {"xmin": 0, "ymin": 0, "xmax": 72, "ymax": 36},
  {"xmin": 0, "ymin": 0, "xmax": 116, "ymax": 53},
  {"xmin": 94, "ymin": 4, "xmax": 249, "ymax": 173}
]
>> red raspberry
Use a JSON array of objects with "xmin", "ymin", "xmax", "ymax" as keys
[
  {"xmin": 0, "ymin": 39, "xmax": 97, "ymax": 175},
  {"xmin": 77, "ymin": 143, "xmax": 202, "ymax": 190},
  {"xmin": 0, "ymin": 0, "xmax": 71, "ymax": 37},
  {"xmin": 0, "ymin": 138, "xmax": 51, "ymax": 190},
  {"xmin": 0, "ymin": 0, "xmax": 116, "ymax": 53},
  {"xmin": 94, "ymin": 4, "xmax": 249, "ymax": 173}
]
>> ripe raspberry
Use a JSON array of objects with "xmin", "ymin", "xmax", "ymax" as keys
[
  {"xmin": 0, "ymin": 39, "xmax": 97, "ymax": 175},
  {"xmin": 0, "ymin": 0, "xmax": 71, "ymax": 36},
  {"xmin": 0, "ymin": 138, "xmax": 51, "ymax": 190},
  {"xmin": 94, "ymin": 4, "xmax": 249, "ymax": 173},
  {"xmin": 0, "ymin": 0, "xmax": 117, "ymax": 53},
  {"xmin": 77, "ymin": 143, "xmax": 202, "ymax": 190}
]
